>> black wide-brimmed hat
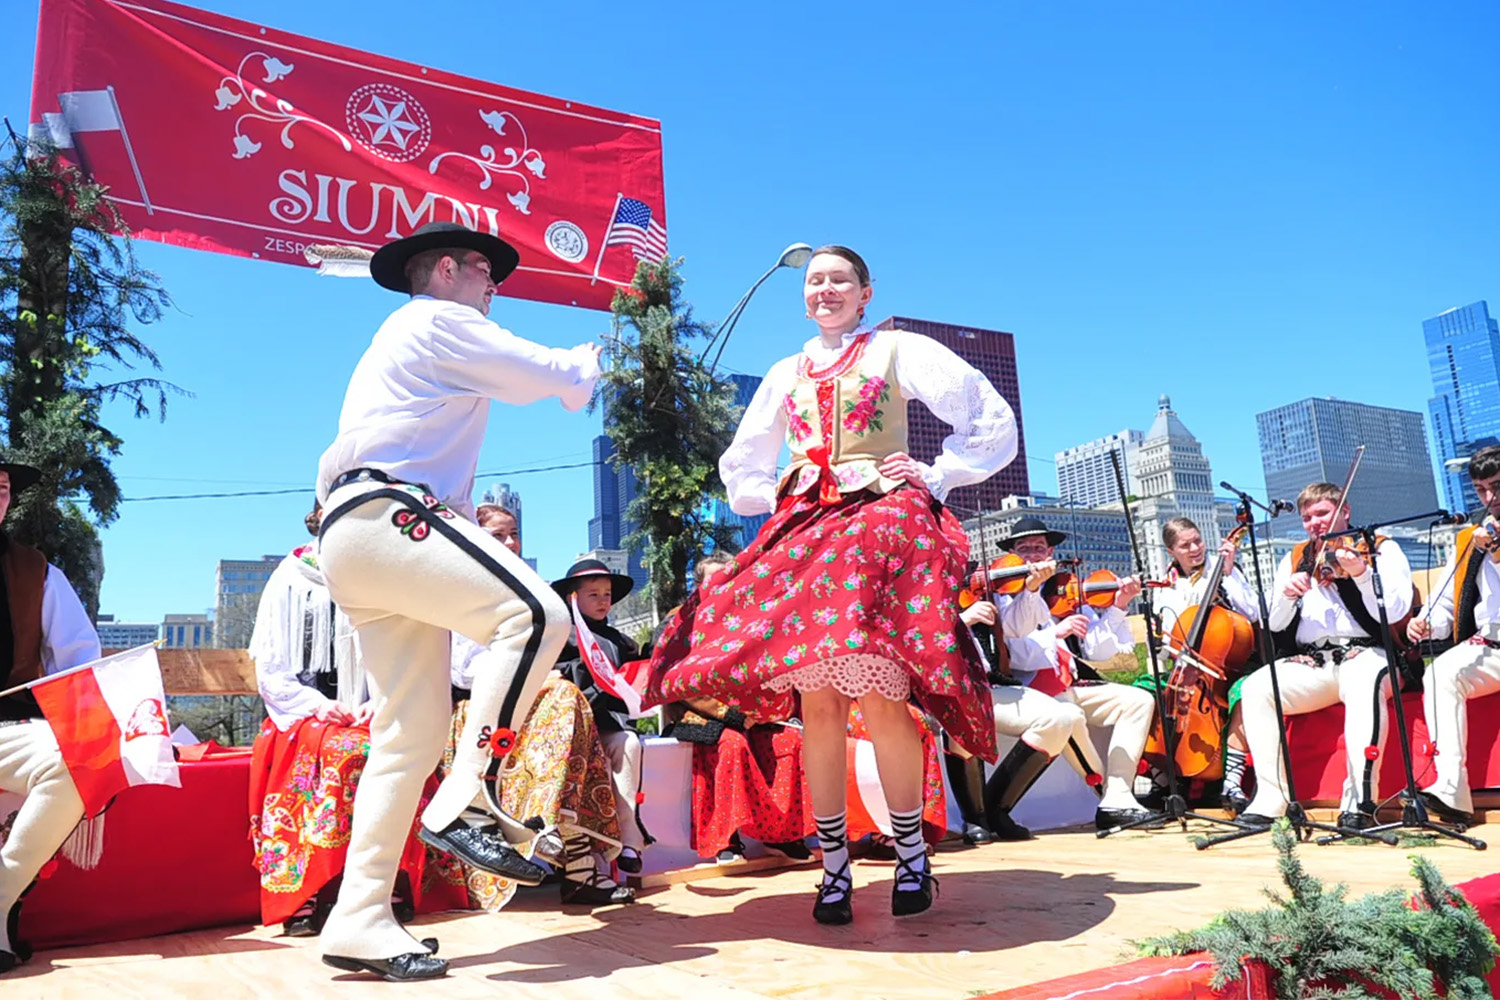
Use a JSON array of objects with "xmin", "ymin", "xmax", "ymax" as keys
[
  {"xmin": 998, "ymin": 516, "xmax": 1067, "ymax": 550},
  {"xmin": 368, "ymin": 221, "xmax": 521, "ymax": 294},
  {"xmin": 552, "ymin": 558, "xmax": 635, "ymax": 603},
  {"xmin": 0, "ymin": 462, "xmax": 42, "ymax": 496}
]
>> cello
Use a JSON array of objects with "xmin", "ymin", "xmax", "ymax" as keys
[{"xmin": 1142, "ymin": 525, "xmax": 1256, "ymax": 780}]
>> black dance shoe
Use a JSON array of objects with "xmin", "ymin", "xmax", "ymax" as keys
[
  {"xmin": 1338, "ymin": 810, "xmax": 1377, "ymax": 832},
  {"xmin": 0, "ymin": 950, "xmax": 20, "ymax": 975},
  {"xmin": 987, "ymin": 808, "xmax": 1034, "ymax": 842},
  {"xmin": 322, "ymin": 952, "xmax": 448, "ymax": 982},
  {"xmin": 764, "ymin": 838, "xmax": 814, "ymax": 861},
  {"xmin": 890, "ymin": 854, "xmax": 937, "ymax": 917},
  {"xmin": 1093, "ymin": 806, "xmax": 1159, "ymax": 831},
  {"xmin": 1220, "ymin": 788, "xmax": 1251, "ymax": 816},
  {"xmin": 616, "ymin": 846, "xmax": 644, "ymax": 874},
  {"xmin": 960, "ymin": 820, "xmax": 995, "ymax": 846},
  {"xmin": 812, "ymin": 863, "xmax": 853, "ymax": 925},
  {"xmin": 1236, "ymin": 812, "xmax": 1275, "ymax": 827},
  {"xmin": 419, "ymin": 820, "xmax": 547, "ymax": 885},
  {"xmin": 4, "ymin": 891, "xmax": 32, "ymax": 966},
  {"xmin": 1419, "ymin": 791, "xmax": 1474, "ymax": 826},
  {"xmin": 560, "ymin": 871, "xmax": 637, "ymax": 906}
]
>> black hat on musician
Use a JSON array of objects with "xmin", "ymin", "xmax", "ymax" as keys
[
  {"xmin": 368, "ymin": 221, "xmax": 521, "ymax": 294},
  {"xmin": 998, "ymin": 517, "xmax": 1067, "ymax": 550},
  {"xmin": 551, "ymin": 559, "xmax": 635, "ymax": 603},
  {"xmin": 0, "ymin": 459, "xmax": 42, "ymax": 496}
]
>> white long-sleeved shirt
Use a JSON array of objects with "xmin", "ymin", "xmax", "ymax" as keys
[
  {"xmin": 1267, "ymin": 538, "xmax": 1412, "ymax": 644},
  {"xmin": 316, "ymin": 296, "xmax": 601, "ymax": 518},
  {"xmin": 1155, "ymin": 566, "xmax": 1261, "ymax": 636},
  {"xmin": 718, "ymin": 327, "xmax": 1018, "ymax": 516},
  {"xmin": 41, "ymin": 564, "xmax": 100, "ymax": 674},
  {"xmin": 1425, "ymin": 546, "xmax": 1500, "ymax": 641},
  {"xmin": 997, "ymin": 590, "xmax": 1135, "ymax": 686}
]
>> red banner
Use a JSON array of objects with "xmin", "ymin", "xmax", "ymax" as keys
[{"xmin": 28, "ymin": 0, "xmax": 666, "ymax": 310}]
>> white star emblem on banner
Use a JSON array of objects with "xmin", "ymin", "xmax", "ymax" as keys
[{"xmin": 356, "ymin": 95, "xmax": 420, "ymax": 150}]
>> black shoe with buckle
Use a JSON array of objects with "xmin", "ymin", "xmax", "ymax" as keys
[
  {"xmin": 322, "ymin": 952, "xmax": 448, "ymax": 982},
  {"xmin": 812, "ymin": 863, "xmax": 853, "ymax": 925},
  {"xmin": 419, "ymin": 820, "xmax": 547, "ymax": 884},
  {"xmin": 1419, "ymin": 791, "xmax": 1474, "ymax": 826},
  {"xmin": 890, "ymin": 854, "xmax": 937, "ymax": 917}
]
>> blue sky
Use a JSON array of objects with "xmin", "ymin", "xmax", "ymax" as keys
[{"xmin": 6, "ymin": 1, "xmax": 1498, "ymax": 621}]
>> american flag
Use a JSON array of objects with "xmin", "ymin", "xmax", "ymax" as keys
[{"xmin": 604, "ymin": 196, "xmax": 668, "ymax": 262}]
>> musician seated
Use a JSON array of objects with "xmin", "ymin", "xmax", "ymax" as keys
[
  {"xmin": 1407, "ymin": 444, "xmax": 1500, "ymax": 826},
  {"xmin": 1238, "ymin": 482, "xmax": 1412, "ymax": 830},
  {"xmin": 992, "ymin": 517, "xmax": 1157, "ymax": 831},
  {"xmin": 1145, "ymin": 517, "xmax": 1261, "ymax": 814},
  {"xmin": 957, "ymin": 588, "xmax": 1089, "ymax": 842}
]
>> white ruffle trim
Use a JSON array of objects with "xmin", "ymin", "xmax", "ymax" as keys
[{"xmin": 765, "ymin": 654, "xmax": 911, "ymax": 702}]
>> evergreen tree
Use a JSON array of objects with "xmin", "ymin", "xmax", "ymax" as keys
[
  {"xmin": 597, "ymin": 257, "xmax": 740, "ymax": 618},
  {"xmin": 1139, "ymin": 820, "xmax": 1498, "ymax": 998},
  {"xmin": 0, "ymin": 136, "xmax": 178, "ymax": 615}
]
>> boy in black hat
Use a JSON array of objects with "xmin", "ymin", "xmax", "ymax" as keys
[
  {"xmin": 314, "ymin": 223, "xmax": 601, "ymax": 980},
  {"xmin": 0, "ymin": 461, "xmax": 103, "ymax": 974},
  {"xmin": 551, "ymin": 559, "xmax": 653, "ymax": 874}
]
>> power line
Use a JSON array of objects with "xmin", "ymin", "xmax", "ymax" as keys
[{"xmin": 121, "ymin": 460, "xmax": 604, "ymax": 502}]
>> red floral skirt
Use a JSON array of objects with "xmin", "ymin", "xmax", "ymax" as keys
[
  {"xmin": 646, "ymin": 487, "xmax": 996, "ymax": 761},
  {"xmin": 248, "ymin": 717, "xmax": 468, "ymax": 925},
  {"xmin": 691, "ymin": 724, "xmax": 813, "ymax": 857}
]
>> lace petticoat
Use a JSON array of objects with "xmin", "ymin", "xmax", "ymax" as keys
[{"xmin": 764, "ymin": 654, "xmax": 911, "ymax": 702}]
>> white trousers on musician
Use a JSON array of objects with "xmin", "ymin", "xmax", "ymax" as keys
[
  {"xmin": 315, "ymin": 481, "xmax": 570, "ymax": 961},
  {"xmin": 0, "ymin": 721, "xmax": 83, "ymax": 956},
  {"xmin": 992, "ymin": 684, "xmax": 1085, "ymax": 757},
  {"xmin": 1424, "ymin": 630, "xmax": 1500, "ymax": 813},
  {"xmin": 1241, "ymin": 649, "xmax": 1392, "ymax": 817},
  {"xmin": 1057, "ymin": 682, "xmax": 1155, "ymax": 811},
  {"xmin": 600, "ymin": 729, "xmax": 646, "ymax": 853}
]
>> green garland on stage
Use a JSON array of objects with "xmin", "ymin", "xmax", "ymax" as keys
[{"xmin": 1138, "ymin": 820, "xmax": 1498, "ymax": 999}]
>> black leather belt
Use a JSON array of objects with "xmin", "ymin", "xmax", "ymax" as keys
[
  {"xmin": 1297, "ymin": 638, "xmax": 1379, "ymax": 665},
  {"xmin": 329, "ymin": 468, "xmax": 432, "ymax": 495}
]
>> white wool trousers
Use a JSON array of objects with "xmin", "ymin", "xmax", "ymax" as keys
[
  {"xmin": 0, "ymin": 720, "xmax": 83, "ymax": 955},
  {"xmin": 315, "ymin": 481, "xmax": 570, "ymax": 960},
  {"xmin": 992, "ymin": 683, "xmax": 1086, "ymax": 757},
  {"xmin": 1057, "ymin": 681, "xmax": 1155, "ymax": 810},
  {"xmin": 1240, "ymin": 648, "xmax": 1392, "ymax": 817},
  {"xmin": 1423, "ymin": 631, "xmax": 1500, "ymax": 813},
  {"xmin": 600, "ymin": 730, "xmax": 646, "ymax": 853}
]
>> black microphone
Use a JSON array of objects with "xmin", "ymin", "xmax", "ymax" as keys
[
  {"xmin": 1270, "ymin": 499, "xmax": 1296, "ymax": 515},
  {"xmin": 1432, "ymin": 510, "xmax": 1472, "ymax": 526}
]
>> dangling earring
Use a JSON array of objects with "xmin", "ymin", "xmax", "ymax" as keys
[{"xmin": 806, "ymin": 310, "xmax": 813, "ymax": 318}]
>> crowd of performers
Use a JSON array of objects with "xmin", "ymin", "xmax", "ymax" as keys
[{"xmin": 2, "ymin": 223, "xmax": 1500, "ymax": 982}]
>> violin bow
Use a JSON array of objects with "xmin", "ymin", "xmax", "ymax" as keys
[{"xmin": 1309, "ymin": 444, "xmax": 1366, "ymax": 570}]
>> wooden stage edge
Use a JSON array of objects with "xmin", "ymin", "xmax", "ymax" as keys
[{"xmin": 10, "ymin": 818, "xmax": 1499, "ymax": 1000}]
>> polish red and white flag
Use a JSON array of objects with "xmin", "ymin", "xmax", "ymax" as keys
[
  {"xmin": 27, "ymin": 644, "xmax": 180, "ymax": 816},
  {"xmin": 569, "ymin": 595, "xmax": 644, "ymax": 718}
]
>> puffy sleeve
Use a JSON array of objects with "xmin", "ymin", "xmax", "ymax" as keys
[
  {"xmin": 1081, "ymin": 606, "xmax": 1135, "ymax": 660},
  {"xmin": 891, "ymin": 333, "xmax": 1018, "ymax": 502},
  {"xmin": 40, "ymin": 565, "xmax": 101, "ymax": 674},
  {"xmin": 719, "ymin": 357, "xmax": 797, "ymax": 516},
  {"xmin": 1222, "ymin": 568, "xmax": 1261, "ymax": 622},
  {"xmin": 428, "ymin": 303, "xmax": 601, "ymax": 412}
]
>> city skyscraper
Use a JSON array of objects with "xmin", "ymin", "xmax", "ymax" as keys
[
  {"xmin": 873, "ymin": 316, "xmax": 1029, "ymax": 515},
  {"xmin": 480, "ymin": 481, "xmax": 523, "ymax": 530},
  {"xmin": 1055, "ymin": 429, "xmax": 1144, "ymax": 508},
  {"xmin": 214, "ymin": 555, "xmax": 282, "ymax": 648},
  {"xmin": 1256, "ymin": 397, "xmax": 1440, "ymax": 545},
  {"xmin": 1121, "ymin": 395, "xmax": 1222, "ymax": 580},
  {"xmin": 1424, "ymin": 301, "xmax": 1500, "ymax": 512},
  {"xmin": 711, "ymin": 373, "xmax": 771, "ymax": 550},
  {"xmin": 590, "ymin": 420, "xmax": 647, "ymax": 591}
]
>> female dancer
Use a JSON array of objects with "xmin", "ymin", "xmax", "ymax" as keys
[{"xmin": 646, "ymin": 246, "xmax": 1017, "ymax": 923}]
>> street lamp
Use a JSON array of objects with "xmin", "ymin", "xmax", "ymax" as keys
[{"xmin": 702, "ymin": 243, "xmax": 814, "ymax": 374}]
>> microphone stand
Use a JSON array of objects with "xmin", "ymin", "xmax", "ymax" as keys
[
  {"xmin": 1096, "ymin": 451, "xmax": 1240, "ymax": 837},
  {"xmin": 1195, "ymin": 485, "xmax": 1358, "ymax": 848},
  {"xmin": 1313, "ymin": 514, "xmax": 1486, "ymax": 849}
]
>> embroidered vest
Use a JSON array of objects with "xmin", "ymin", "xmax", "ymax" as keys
[
  {"xmin": 779, "ymin": 331, "xmax": 910, "ymax": 503},
  {"xmin": 1450, "ymin": 526, "xmax": 1487, "ymax": 643},
  {"xmin": 0, "ymin": 540, "xmax": 49, "ymax": 719}
]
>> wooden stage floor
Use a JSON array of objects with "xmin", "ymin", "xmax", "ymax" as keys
[{"xmin": 9, "ymin": 819, "xmax": 1498, "ymax": 1000}]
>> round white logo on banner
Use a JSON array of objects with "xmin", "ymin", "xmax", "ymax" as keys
[
  {"xmin": 545, "ymin": 221, "xmax": 588, "ymax": 263},
  {"xmin": 345, "ymin": 83, "xmax": 432, "ymax": 162}
]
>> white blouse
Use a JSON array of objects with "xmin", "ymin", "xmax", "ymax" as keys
[{"xmin": 719, "ymin": 327, "xmax": 1018, "ymax": 516}]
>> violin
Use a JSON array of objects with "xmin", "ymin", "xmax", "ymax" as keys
[
  {"xmin": 1043, "ymin": 568, "xmax": 1124, "ymax": 618},
  {"xmin": 1313, "ymin": 534, "xmax": 1372, "ymax": 584},
  {"xmin": 958, "ymin": 555, "xmax": 1075, "ymax": 609}
]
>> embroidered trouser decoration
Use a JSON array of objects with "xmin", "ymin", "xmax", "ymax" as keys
[{"xmin": 315, "ymin": 483, "xmax": 570, "ymax": 961}]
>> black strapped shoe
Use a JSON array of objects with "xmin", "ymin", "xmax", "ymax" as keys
[
  {"xmin": 418, "ymin": 819, "xmax": 547, "ymax": 884},
  {"xmin": 1338, "ymin": 809, "xmax": 1377, "ymax": 832},
  {"xmin": 560, "ymin": 870, "xmax": 637, "ymax": 906},
  {"xmin": 616, "ymin": 846, "xmax": 644, "ymax": 874},
  {"xmin": 812, "ymin": 863, "xmax": 853, "ymax": 925},
  {"xmin": 1093, "ymin": 806, "xmax": 1160, "ymax": 831},
  {"xmin": 890, "ymin": 854, "xmax": 937, "ymax": 917},
  {"xmin": 322, "ymin": 952, "xmax": 449, "ymax": 982},
  {"xmin": 1419, "ymin": 791, "xmax": 1474, "ymax": 827}
]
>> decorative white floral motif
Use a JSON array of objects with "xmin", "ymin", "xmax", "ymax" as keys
[
  {"xmin": 344, "ymin": 83, "xmax": 432, "ymax": 163},
  {"xmin": 429, "ymin": 109, "xmax": 546, "ymax": 215},
  {"xmin": 215, "ymin": 52, "xmax": 351, "ymax": 160}
]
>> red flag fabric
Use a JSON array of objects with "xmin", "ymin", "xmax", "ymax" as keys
[
  {"xmin": 30, "ymin": 645, "xmax": 181, "ymax": 817},
  {"xmin": 568, "ymin": 595, "xmax": 643, "ymax": 717},
  {"xmin": 28, "ymin": 0, "xmax": 666, "ymax": 310}
]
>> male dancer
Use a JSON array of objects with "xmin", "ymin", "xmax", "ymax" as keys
[
  {"xmin": 1239, "ymin": 482, "xmax": 1411, "ymax": 829},
  {"xmin": 1408, "ymin": 444, "xmax": 1500, "ymax": 825},
  {"xmin": 314, "ymin": 222, "xmax": 601, "ymax": 981}
]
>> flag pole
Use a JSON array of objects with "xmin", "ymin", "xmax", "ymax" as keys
[
  {"xmin": 590, "ymin": 192, "xmax": 623, "ymax": 285},
  {"xmin": 106, "ymin": 86, "xmax": 153, "ymax": 215},
  {"xmin": 0, "ymin": 641, "xmax": 162, "ymax": 701}
]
